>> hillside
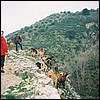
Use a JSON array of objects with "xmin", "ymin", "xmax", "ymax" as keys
[{"xmin": 5, "ymin": 8, "xmax": 99, "ymax": 99}]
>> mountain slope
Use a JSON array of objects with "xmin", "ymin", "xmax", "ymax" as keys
[{"xmin": 5, "ymin": 8, "xmax": 99, "ymax": 99}]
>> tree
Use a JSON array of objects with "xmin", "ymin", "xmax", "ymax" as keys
[{"xmin": 82, "ymin": 8, "xmax": 90, "ymax": 15}]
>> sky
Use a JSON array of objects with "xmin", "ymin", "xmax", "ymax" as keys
[{"xmin": 1, "ymin": 1, "xmax": 99, "ymax": 36}]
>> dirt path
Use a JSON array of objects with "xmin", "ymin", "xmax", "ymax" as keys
[{"xmin": 1, "ymin": 61, "xmax": 21, "ymax": 95}]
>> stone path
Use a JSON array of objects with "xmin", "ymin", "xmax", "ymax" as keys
[{"xmin": 1, "ymin": 62, "xmax": 21, "ymax": 95}]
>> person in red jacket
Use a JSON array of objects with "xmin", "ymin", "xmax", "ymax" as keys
[{"xmin": 1, "ymin": 31, "xmax": 8, "ymax": 73}]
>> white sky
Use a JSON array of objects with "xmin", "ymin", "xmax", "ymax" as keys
[{"xmin": 1, "ymin": 1, "xmax": 99, "ymax": 36}]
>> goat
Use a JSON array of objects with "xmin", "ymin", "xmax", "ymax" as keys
[
  {"xmin": 47, "ymin": 70, "xmax": 69, "ymax": 88},
  {"xmin": 41, "ymin": 55, "xmax": 56, "ymax": 70},
  {"xmin": 29, "ymin": 48, "xmax": 38, "ymax": 57},
  {"xmin": 35, "ymin": 61, "xmax": 47, "ymax": 74},
  {"xmin": 7, "ymin": 41, "xmax": 14, "ymax": 50},
  {"xmin": 41, "ymin": 61, "xmax": 47, "ymax": 74},
  {"xmin": 37, "ymin": 48, "xmax": 46, "ymax": 57},
  {"xmin": 35, "ymin": 62, "xmax": 41, "ymax": 69}
]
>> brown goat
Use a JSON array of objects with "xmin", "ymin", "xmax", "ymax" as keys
[
  {"xmin": 7, "ymin": 42, "xmax": 14, "ymax": 50},
  {"xmin": 41, "ymin": 55, "xmax": 50, "ymax": 61},
  {"xmin": 41, "ymin": 61, "xmax": 47, "ymax": 74},
  {"xmin": 38, "ymin": 48, "xmax": 45, "ymax": 57},
  {"xmin": 41, "ymin": 55, "xmax": 56, "ymax": 70},
  {"xmin": 47, "ymin": 70, "xmax": 69, "ymax": 88}
]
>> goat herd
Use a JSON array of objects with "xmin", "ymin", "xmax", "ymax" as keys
[
  {"xmin": 30, "ymin": 47, "xmax": 69, "ymax": 89},
  {"xmin": 7, "ymin": 42, "xmax": 69, "ymax": 89}
]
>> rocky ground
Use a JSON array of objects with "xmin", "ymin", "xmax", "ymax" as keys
[
  {"xmin": 1, "ymin": 50, "xmax": 81, "ymax": 99},
  {"xmin": 1, "ymin": 62, "xmax": 21, "ymax": 95}
]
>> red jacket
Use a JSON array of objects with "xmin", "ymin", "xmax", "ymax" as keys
[{"xmin": 1, "ymin": 36, "xmax": 8, "ymax": 56}]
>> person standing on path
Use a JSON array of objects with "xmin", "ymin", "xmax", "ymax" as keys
[
  {"xmin": 14, "ymin": 32, "xmax": 23, "ymax": 52},
  {"xmin": 1, "ymin": 31, "xmax": 8, "ymax": 73}
]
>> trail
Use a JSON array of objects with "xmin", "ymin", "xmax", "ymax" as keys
[{"xmin": 1, "ymin": 61, "xmax": 21, "ymax": 95}]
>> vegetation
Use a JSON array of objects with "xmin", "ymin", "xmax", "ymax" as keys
[
  {"xmin": 82, "ymin": 8, "xmax": 90, "ymax": 15},
  {"xmin": 6, "ymin": 8, "xmax": 99, "ymax": 99}
]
